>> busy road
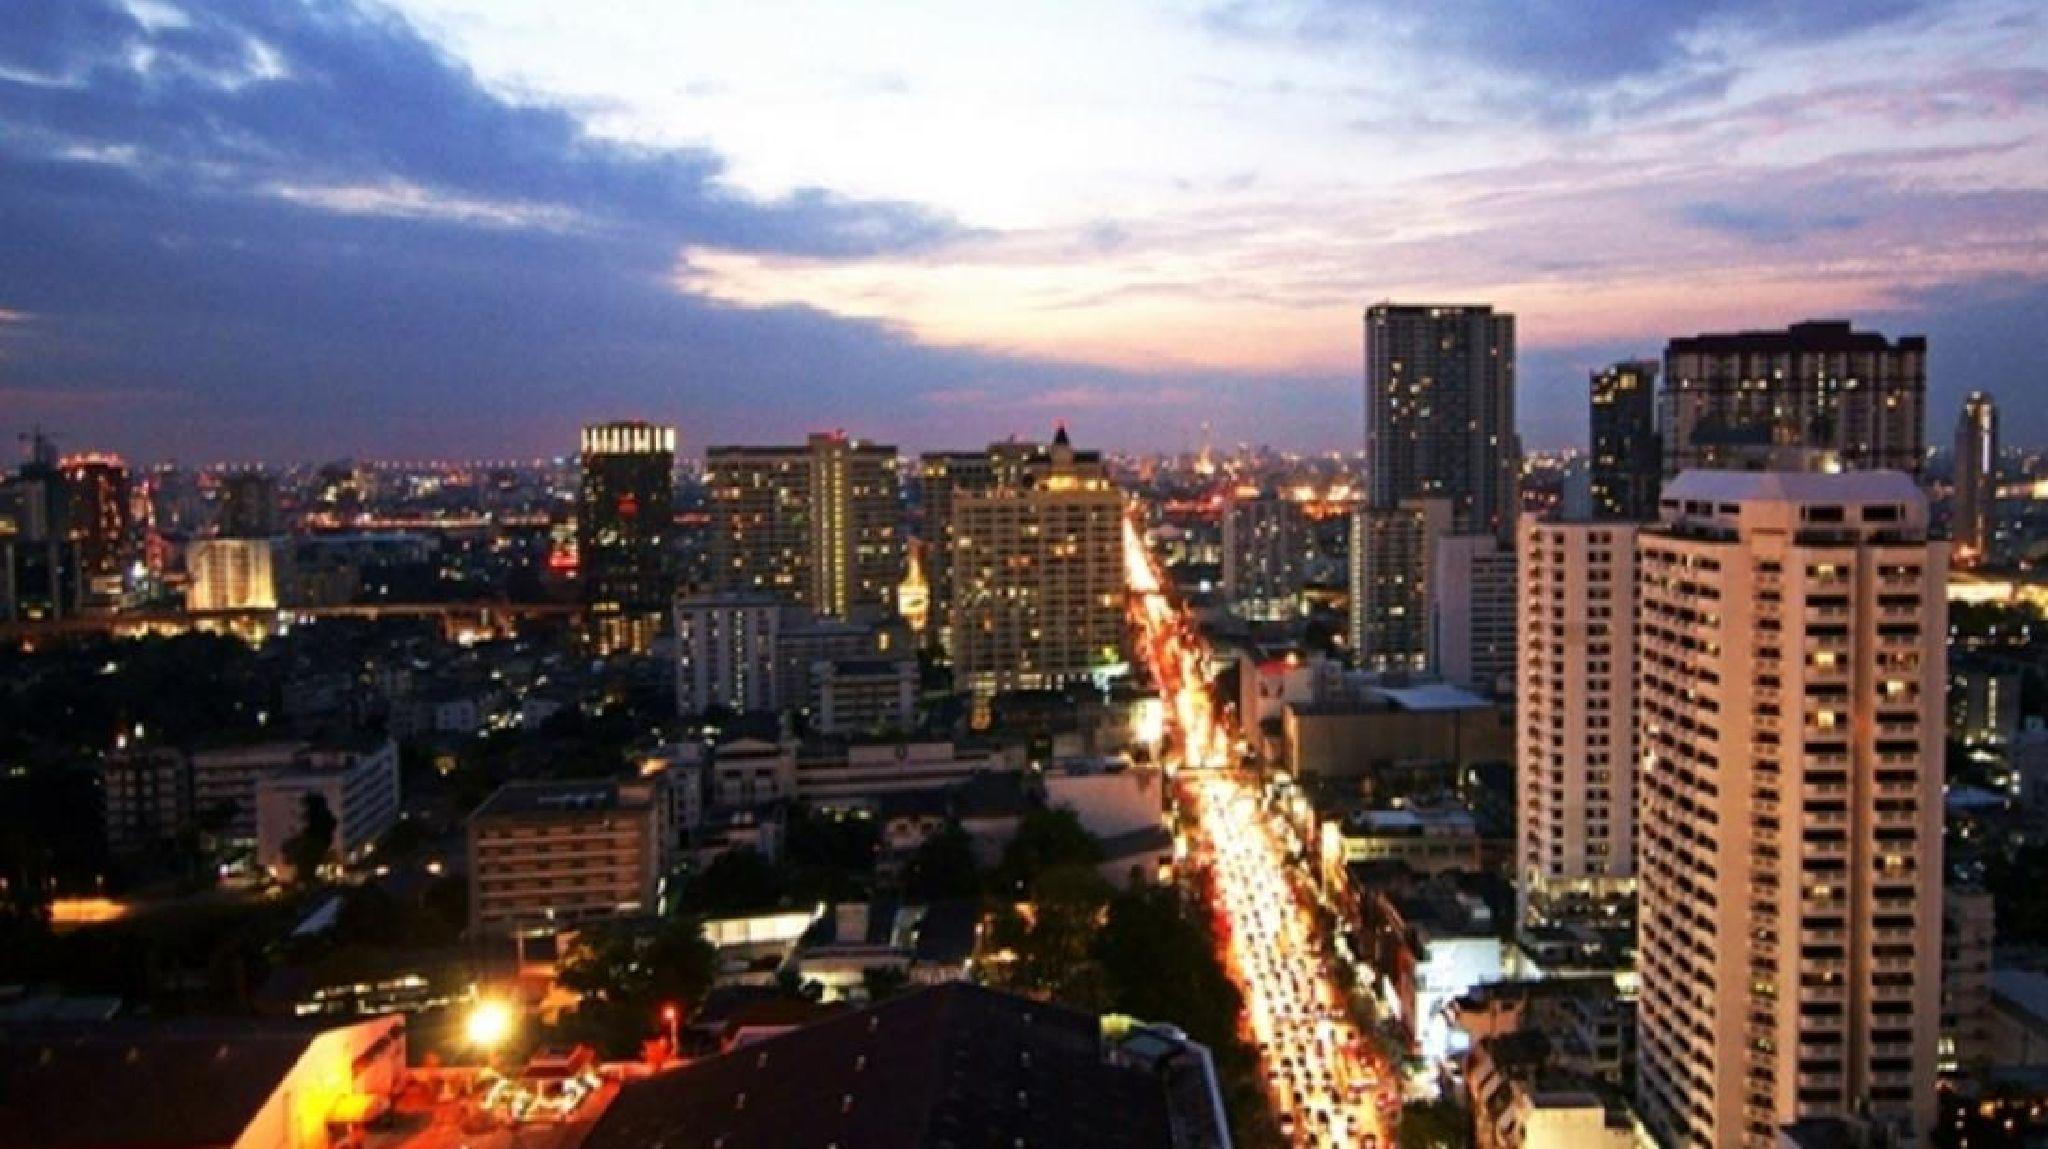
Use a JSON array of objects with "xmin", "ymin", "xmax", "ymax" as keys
[
  {"xmin": 1124, "ymin": 512, "xmax": 1396, "ymax": 1146},
  {"xmin": 1191, "ymin": 775, "xmax": 1393, "ymax": 1147}
]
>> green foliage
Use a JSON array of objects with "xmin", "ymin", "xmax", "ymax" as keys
[
  {"xmin": 553, "ymin": 915, "xmax": 717, "ymax": 1057},
  {"xmin": 1398, "ymin": 1099, "xmax": 1474, "ymax": 1149},
  {"xmin": 678, "ymin": 847, "xmax": 790, "ymax": 917},
  {"xmin": 283, "ymin": 792, "xmax": 337, "ymax": 884},
  {"xmin": 903, "ymin": 820, "xmax": 981, "ymax": 902},
  {"xmin": 991, "ymin": 807, "xmax": 1104, "ymax": 894}
]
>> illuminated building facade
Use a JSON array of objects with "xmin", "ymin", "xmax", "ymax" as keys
[
  {"xmin": 1364, "ymin": 303, "xmax": 1519, "ymax": 541},
  {"xmin": 186, "ymin": 536, "xmax": 284, "ymax": 610},
  {"xmin": 1222, "ymin": 489, "xmax": 1308, "ymax": 621},
  {"xmin": 707, "ymin": 432, "xmax": 902, "ymax": 620},
  {"xmin": 60, "ymin": 453, "xmax": 132, "ymax": 608},
  {"xmin": 1661, "ymin": 321, "xmax": 1926, "ymax": 479},
  {"xmin": 578, "ymin": 421, "xmax": 676, "ymax": 654},
  {"xmin": 674, "ymin": 591, "xmax": 783, "ymax": 715},
  {"xmin": 468, "ymin": 779, "xmax": 662, "ymax": 935},
  {"xmin": 1589, "ymin": 360, "xmax": 1661, "ymax": 521},
  {"xmin": 1515, "ymin": 517, "xmax": 1637, "ymax": 933},
  {"xmin": 1952, "ymin": 391, "xmax": 1997, "ymax": 565},
  {"xmin": 1635, "ymin": 471, "xmax": 1943, "ymax": 1149},
  {"xmin": 950, "ymin": 426, "xmax": 1125, "ymax": 698},
  {"xmin": 1347, "ymin": 498, "xmax": 1449, "ymax": 674}
]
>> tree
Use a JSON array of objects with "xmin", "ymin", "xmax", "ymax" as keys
[
  {"xmin": 992, "ymin": 807, "xmax": 1103, "ymax": 894},
  {"xmin": 284, "ymin": 792, "xmax": 337, "ymax": 884},
  {"xmin": 990, "ymin": 862, "xmax": 1113, "ymax": 1008},
  {"xmin": 679, "ymin": 847, "xmax": 788, "ymax": 916},
  {"xmin": 1398, "ymin": 1099, "xmax": 1474, "ymax": 1149},
  {"xmin": 555, "ymin": 915, "xmax": 717, "ymax": 1057},
  {"xmin": 903, "ymin": 820, "xmax": 981, "ymax": 901}
]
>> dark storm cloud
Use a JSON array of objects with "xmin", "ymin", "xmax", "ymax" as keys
[{"xmin": 0, "ymin": 0, "xmax": 1042, "ymax": 459}]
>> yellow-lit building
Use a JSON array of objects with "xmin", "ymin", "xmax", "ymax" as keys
[
  {"xmin": 706, "ymin": 432, "xmax": 901, "ymax": 619},
  {"xmin": 950, "ymin": 426, "xmax": 1125, "ymax": 699}
]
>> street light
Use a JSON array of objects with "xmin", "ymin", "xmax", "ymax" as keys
[{"xmin": 466, "ymin": 999, "xmax": 515, "ymax": 1059}]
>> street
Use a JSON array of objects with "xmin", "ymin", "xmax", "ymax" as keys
[{"xmin": 1126, "ymin": 512, "xmax": 1398, "ymax": 1146}]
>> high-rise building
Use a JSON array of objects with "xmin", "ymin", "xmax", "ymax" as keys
[
  {"xmin": 1221, "ymin": 489, "xmax": 1308, "ymax": 621},
  {"xmin": 254, "ymin": 740, "xmax": 402, "ymax": 881},
  {"xmin": 706, "ymin": 432, "xmax": 901, "ymax": 620},
  {"xmin": 1635, "ymin": 470, "xmax": 1943, "ymax": 1149},
  {"xmin": 917, "ymin": 451, "xmax": 992, "ymax": 651},
  {"xmin": 950, "ymin": 426, "xmax": 1125, "ymax": 699},
  {"xmin": 1515, "ymin": 517, "xmax": 1638, "ymax": 933},
  {"xmin": 59, "ymin": 453, "xmax": 131, "ymax": 608},
  {"xmin": 1364, "ymin": 303, "xmax": 1518, "ymax": 540},
  {"xmin": 1347, "ymin": 498, "xmax": 1450, "ymax": 674},
  {"xmin": 1589, "ymin": 361, "xmax": 1661, "ymax": 521},
  {"xmin": 1, "ymin": 430, "xmax": 79, "ymax": 622},
  {"xmin": 186, "ymin": 537, "xmax": 283, "ymax": 610},
  {"xmin": 578, "ymin": 421, "xmax": 676, "ymax": 655},
  {"xmin": 1952, "ymin": 391, "xmax": 1997, "ymax": 566},
  {"xmin": 919, "ymin": 440, "xmax": 1072, "ymax": 656},
  {"xmin": 1661, "ymin": 321, "xmax": 1927, "ymax": 479},
  {"xmin": 674, "ymin": 592, "xmax": 783, "ymax": 715},
  {"xmin": 1430, "ymin": 533, "xmax": 1516, "ymax": 697},
  {"xmin": 215, "ymin": 470, "xmax": 279, "ymax": 538}
]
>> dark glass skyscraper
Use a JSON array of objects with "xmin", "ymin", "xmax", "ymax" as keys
[
  {"xmin": 1953, "ymin": 391, "xmax": 1998, "ymax": 565},
  {"xmin": 1363, "ymin": 303, "xmax": 1517, "ymax": 540},
  {"xmin": 1588, "ymin": 360, "xmax": 1661, "ymax": 521},
  {"xmin": 579, "ymin": 421, "xmax": 676, "ymax": 655}
]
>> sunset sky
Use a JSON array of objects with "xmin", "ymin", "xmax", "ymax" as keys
[{"xmin": 3, "ymin": 0, "xmax": 2045, "ymax": 460}]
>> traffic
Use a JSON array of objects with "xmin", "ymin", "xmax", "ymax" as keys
[{"xmin": 1125, "ymin": 511, "xmax": 1398, "ymax": 1146}]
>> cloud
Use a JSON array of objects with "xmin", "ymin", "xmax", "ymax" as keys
[
  {"xmin": 1203, "ymin": 0, "xmax": 1934, "ymax": 94},
  {"xmin": 1680, "ymin": 201, "xmax": 1865, "ymax": 243}
]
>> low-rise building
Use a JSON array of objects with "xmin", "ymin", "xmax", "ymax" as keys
[
  {"xmin": 1467, "ymin": 1031, "xmax": 1641, "ymax": 1149},
  {"xmin": 253, "ymin": 739, "xmax": 401, "ymax": 880},
  {"xmin": 99, "ymin": 747, "xmax": 193, "ymax": 855},
  {"xmin": 1284, "ymin": 681, "xmax": 1512, "ymax": 781},
  {"xmin": 1318, "ymin": 804, "xmax": 1482, "ymax": 888},
  {"xmin": 192, "ymin": 741, "xmax": 310, "ymax": 843},
  {"xmin": 812, "ymin": 657, "xmax": 918, "ymax": 735},
  {"xmin": 468, "ymin": 779, "xmax": 662, "ymax": 935},
  {"xmin": 0, "ymin": 1015, "xmax": 406, "ymax": 1149},
  {"xmin": 794, "ymin": 739, "xmax": 1019, "ymax": 802},
  {"xmin": 581, "ymin": 983, "xmax": 1203, "ymax": 1149}
]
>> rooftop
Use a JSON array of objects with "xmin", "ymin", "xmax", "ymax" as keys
[
  {"xmin": 583, "ymin": 982, "xmax": 1173, "ymax": 1149},
  {"xmin": 0, "ymin": 1019, "xmax": 332, "ymax": 1148},
  {"xmin": 1661, "ymin": 468, "xmax": 1925, "ymax": 508},
  {"xmin": 472, "ymin": 779, "xmax": 650, "ymax": 819}
]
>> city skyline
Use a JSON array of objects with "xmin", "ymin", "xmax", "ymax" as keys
[{"xmin": 2, "ymin": 0, "xmax": 2045, "ymax": 462}]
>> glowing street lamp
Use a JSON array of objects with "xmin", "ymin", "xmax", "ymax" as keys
[
  {"xmin": 466, "ymin": 999, "xmax": 516, "ymax": 1062},
  {"xmin": 661, "ymin": 1003, "xmax": 680, "ymax": 1055}
]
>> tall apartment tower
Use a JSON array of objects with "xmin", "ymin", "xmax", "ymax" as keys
[
  {"xmin": 1221, "ymin": 489, "xmax": 1308, "ymax": 621},
  {"xmin": 1347, "ymin": 498, "xmax": 1450, "ymax": 673},
  {"xmin": 1516, "ymin": 517, "xmax": 1638, "ymax": 932},
  {"xmin": 59, "ymin": 454, "xmax": 131, "ymax": 607},
  {"xmin": 1364, "ymin": 303, "xmax": 1518, "ymax": 540},
  {"xmin": 1589, "ymin": 361, "xmax": 1661, "ymax": 521},
  {"xmin": 216, "ymin": 470, "xmax": 279, "ymax": 538},
  {"xmin": 950, "ymin": 426, "xmax": 1124, "ymax": 699},
  {"xmin": 578, "ymin": 421, "xmax": 676, "ymax": 655},
  {"xmin": 1662, "ymin": 321, "xmax": 1927, "ymax": 479},
  {"xmin": 1952, "ymin": 392, "xmax": 1998, "ymax": 566},
  {"xmin": 1635, "ymin": 470, "xmax": 1944, "ymax": 1149},
  {"xmin": 706, "ymin": 432, "xmax": 902, "ymax": 620}
]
